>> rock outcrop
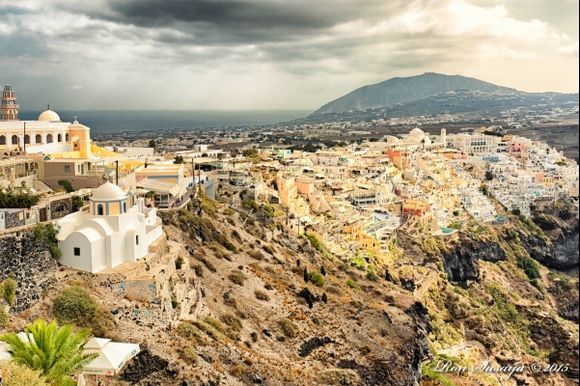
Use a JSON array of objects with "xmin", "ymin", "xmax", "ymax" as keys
[
  {"xmin": 527, "ymin": 200, "xmax": 579, "ymax": 270},
  {"xmin": 442, "ymin": 238, "xmax": 506, "ymax": 284},
  {"xmin": 0, "ymin": 231, "xmax": 58, "ymax": 312}
]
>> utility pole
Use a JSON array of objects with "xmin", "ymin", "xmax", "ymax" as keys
[
  {"xmin": 191, "ymin": 159, "xmax": 196, "ymax": 198},
  {"xmin": 115, "ymin": 160, "xmax": 119, "ymax": 185},
  {"xmin": 23, "ymin": 121, "xmax": 26, "ymax": 152}
]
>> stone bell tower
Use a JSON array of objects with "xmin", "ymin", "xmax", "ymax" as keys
[{"xmin": 0, "ymin": 84, "xmax": 19, "ymax": 121}]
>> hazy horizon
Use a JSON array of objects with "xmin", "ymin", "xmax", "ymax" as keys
[{"xmin": 1, "ymin": 0, "xmax": 578, "ymax": 111}]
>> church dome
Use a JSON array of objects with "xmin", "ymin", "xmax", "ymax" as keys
[
  {"xmin": 91, "ymin": 182, "xmax": 127, "ymax": 202},
  {"xmin": 38, "ymin": 109, "xmax": 61, "ymax": 122},
  {"xmin": 409, "ymin": 128, "xmax": 425, "ymax": 138}
]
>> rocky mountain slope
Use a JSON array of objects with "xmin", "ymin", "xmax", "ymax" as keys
[
  {"xmin": 2, "ymin": 194, "xmax": 578, "ymax": 386},
  {"xmin": 309, "ymin": 72, "xmax": 578, "ymax": 118}
]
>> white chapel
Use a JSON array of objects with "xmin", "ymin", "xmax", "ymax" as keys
[{"xmin": 57, "ymin": 182, "xmax": 163, "ymax": 273}]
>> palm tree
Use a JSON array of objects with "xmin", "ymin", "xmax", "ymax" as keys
[{"xmin": 0, "ymin": 319, "xmax": 98, "ymax": 386}]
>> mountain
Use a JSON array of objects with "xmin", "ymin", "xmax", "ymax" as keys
[{"xmin": 310, "ymin": 72, "xmax": 561, "ymax": 116}]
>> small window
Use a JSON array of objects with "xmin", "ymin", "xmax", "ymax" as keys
[
  {"xmin": 74, "ymin": 247, "xmax": 80, "ymax": 256},
  {"xmin": 123, "ymin": 202, "xmax": 127, "ymax": 213},
  {"xmin": 97, "ymin": 204, "xmax": 104, "ymax": 215},
  {"xmin": 64, "ymin": 165, "xmax": 71, "ymax": 174},
  {"xmin": 135, "ymin": 235, "xmax": 139, "ymax": 245}
]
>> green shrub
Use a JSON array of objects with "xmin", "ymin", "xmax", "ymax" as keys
[
  {"xmin": 0, "ymin": 277, "xmax": 17, "ymax": 306},
  {"xmin": 517, "ymin": 256, "xmax": 541, "ymax": 281},
  {"xmin": 0, "ymin": 190, "xmax": 40, "ymax": 208},
  {"xmin": 176, "ymin": 321, "xmax": 207, "ymax": 345},
  {"xmin": 52, "ymin": 286, "xmax": 115, "ymax": 336},
  {"xmin": 58, "ymin": 179, "xmax": 75, "ymax": 193},
  {"xmin": 366, "ymin": 269, "xmax": 379, "ymax": 282},
  {"xmin": 53, "ymin": 286, "xmax": 97, "ymax": 326},
  {"xmin": 242, "ymin": 147, "xmax": 259, "ymax": 158},
  {"xmin": 71, "ymin": 195, "xmax": 84, "ymax": 211},
  {"xmin": 305, "ymin": 233, "xmax": 325, "ymax": 254},
  {"xmin": 0, "ymin": 362, "xmax": 48, "ymax": 386},
  {"xmin": 278, "ymin": 318, "xmax": 298, "ymax": 338},
  {"xmin": 34, "ymin": 223, "xmax": 62, "ymax": 259},
  {"xmin": 346, "ymin": 279, "xmax": 360, "ymax": 290},
  {"xmin": 307, "ymin": 272, "xmax": 325, "ymax": 287},
  {"xmin": 228, "ymin": 270, "xmax": 246, "ymax": 286},
  {"xmin": 0, "ymin": 307, "xmax": 10, "ymax": 328},
  {"xmin": 220, "ymin": 313, "xmax": 242, "ymax": 334},
  {"xmin": 488, "ymin": 284, "xmax": 520, "ymax": 325}
]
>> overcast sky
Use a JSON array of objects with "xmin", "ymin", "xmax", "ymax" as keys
[{"xmin": 0, "ymin": 0, "xmax": 578, "ymax": 111}]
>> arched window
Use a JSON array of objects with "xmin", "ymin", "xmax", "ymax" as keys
[
  {"xmin": 24, "ymin": 135, "xmax": 30, "ymax": 144},
  {"xmin": 57, "ymin": 133, "xmax": 62, "ymax": 142},
  {"xmin": 65, "ymin": 133, "xmax": 69, "ymax": 141},
  {"xmin": 46, "ymin": 134, "xmax": 53, "ymax": 143},
  {"xmin": 0, "ymin": 135, "xmax": 5, "ymax": 145},
  {"xmin": 97, "ymin": 204, "xmax": 104, "ymax": 215},
  {"xmin": 11, "ymin": 135, "xmax": 18, "ymax": 145},
  {"xmin": 123, "ymin": 202, "xmax": 127, "ymax": 213},
  {"xmin": 35, "ymin": 134, "xmax": 42, "ymax": 144}
]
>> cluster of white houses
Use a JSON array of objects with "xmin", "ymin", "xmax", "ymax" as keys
[
  {"xmin": 1, "ymin": 82, "xmax": 579, "ymax": 276},
  {"xmin": 234, "ymin": 126, "xmax": 578, "ymax": 264}
]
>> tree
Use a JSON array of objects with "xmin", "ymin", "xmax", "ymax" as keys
[
  {"xmin": 173, "ymin": 155, "xmax": 184, "ymax": 164},
  {"xmin": 0, "ymin": 277, "xmax": 17, "ymax": 306},
  {"xmin": 148, "ymin": 139, "xmax": 156, "ymax": 149},
  {"xmin": 484, "ymin": 171, "xmax": 494, "ymax": 181},
  {"xmin": 0, "ymin": 190, "xmax": 40, "ymax": 208},
  {"xmin": 57, "ymin": 180, "xmax": 75, "ymax": 193},
  {"xmin": 242, "ymin": 147, "xmax": 259, "ymax": 158},
  {"xmin": 71, "ymin": 196, "xmax": 84, "ymax": 212},
  {"xmin": 34, "ymin": 223, "xmax": 62, "ymax": 260},
  {"xmin": 0, "ymin": 319, "xmax": 97, "ymax": 386}
]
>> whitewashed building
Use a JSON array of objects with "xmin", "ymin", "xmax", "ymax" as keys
[{"xmin": 57, "ymin": 182, "xmax": 163, "ymax": 273}]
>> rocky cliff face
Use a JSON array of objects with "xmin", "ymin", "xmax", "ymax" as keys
[
  {"xmin": 152, "ymin": 206, "xmax": 432, "ymax": 385},
  {"xmin": 442, "ymin": 238, "xmax": 506, "ymax": 284},
  {"xmin": 3, "ymin": 196, "xmax": 577, "ymax": 386},
  {"xmin": 527, "ymin": 200, "xmax": 579, "ymax": 269},
  {"xmin": 0, "ymin": 231, "xmax": 58, "ymax": 312}
]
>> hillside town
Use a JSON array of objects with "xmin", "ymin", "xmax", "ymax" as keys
[
  {"xmin": 1, "ymin": 84, "xmax": 578, "ymax": 266},
  {"xmin": 1, "ymin": 83, "xmax": 579, "ymax": 385}
]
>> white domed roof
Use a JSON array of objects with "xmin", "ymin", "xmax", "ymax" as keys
[
  {"xmin": 91, "ymin": 182, "xmax": 126, "ymax": 201},
  {"xmin": 409, "ymin": 128, "xmax": 425, "ymax": 137},
  {"xmin": 38, "ymin": 109, "xmax": 61, "ymax": 122}
]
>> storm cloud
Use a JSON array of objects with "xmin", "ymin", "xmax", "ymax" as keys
[{"xmin": 0, "ymin": 0, "xmax": 577, "ymax": 110}]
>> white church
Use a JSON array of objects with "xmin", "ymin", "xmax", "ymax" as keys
[{"xmin": 57, "ymin": 182, "xmax": 163, "ymax": 273}]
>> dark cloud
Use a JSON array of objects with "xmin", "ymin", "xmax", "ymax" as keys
[
  {"xmin": 78, "ymin": 0, "xmax": 394, "ymax": 45},
  {"xmin": 0, "ymin": 0, "xmax": 577, "ymax": 109}
]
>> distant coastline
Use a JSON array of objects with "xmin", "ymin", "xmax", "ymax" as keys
[{"xmin": 18, "ymin": 110, "xmax": 310, "ymax": 132}]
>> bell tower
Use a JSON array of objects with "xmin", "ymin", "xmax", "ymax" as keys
[{"xmin": 1, "ymin": 84, "xmax": 20, "ymax": 121}]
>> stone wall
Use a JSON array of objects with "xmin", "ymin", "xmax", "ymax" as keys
[
  {"xmin": 0, "ymin": 230, "xmax": 59, "ymax": 312},
  {"xmin": 49, "ymin": 197, "xmax": 73, "ymax": 220}
]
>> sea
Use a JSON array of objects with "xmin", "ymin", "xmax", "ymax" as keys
[{"xmin": 19, "ymin": 110, "xmax": 311, "ymax": 133}]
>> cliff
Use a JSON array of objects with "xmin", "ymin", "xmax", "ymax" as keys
[{"xmin": 1, "ymin": 196, "xmax": 578, "ymax": 386}]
